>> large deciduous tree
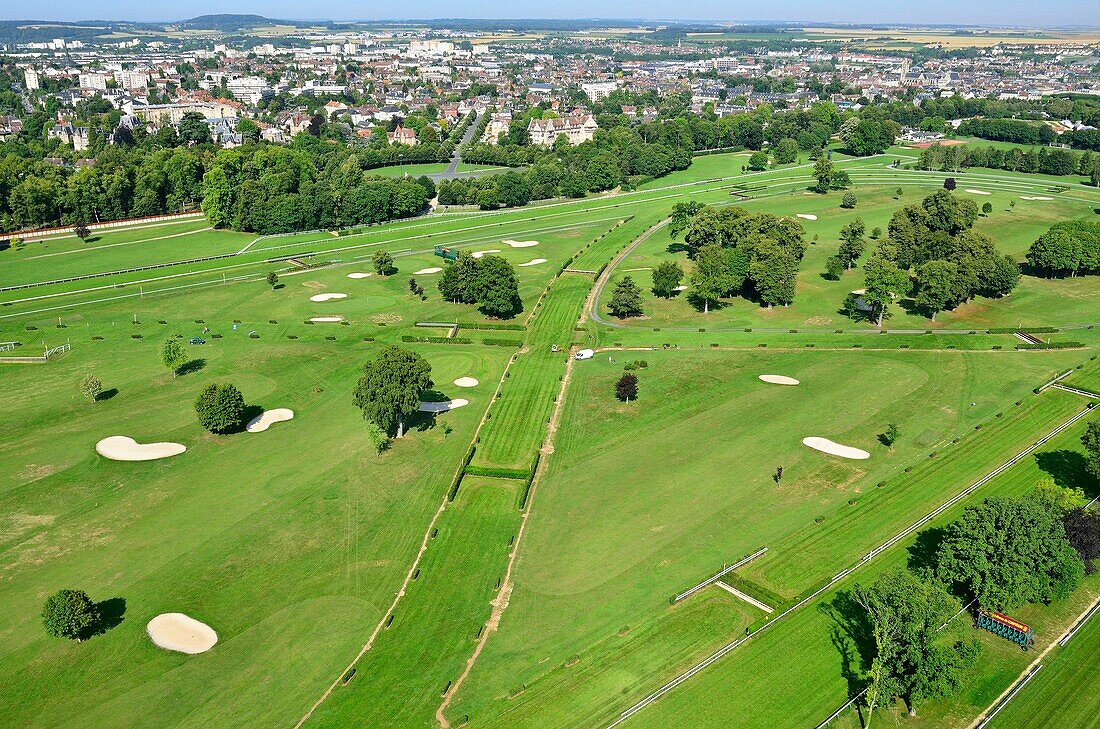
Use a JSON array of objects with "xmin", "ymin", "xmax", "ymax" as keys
[
  {"xmin": 194, "ymin": 383, "xmax": 246, "ymax": 434},
  {"xmin": 853, "ymin": 569, "xmax": 978, "ymax": 720},
  {"xmin": 161, "ymin": 335, "xmax": 185, "ymax": 376},
  {"xmin": 935, "ymin": 495, "xmax": 1084, "ymax": 610},
  {"xmin": 690, "ymin": 244, "xmax": 745, "ymax": 313},
  {"xmin": 651, "ymin": 260, "xmax": 684, "ymax": 298},
  {"xmin": 438, "ymin": 251, "xmax": 481, "ymax": 304},
  {"xmin": 353, "ymin": 346, "xmax": 432, "ymax": 439},
  {"xmin": 472, "ymin": 255, "xmax": 521, "ymax": 318},
  {"xmin": 42, "ymin": 589, "xmax": 99, "ymax": 641},
  {"xmin": 608, "ymin": 276, "xmax": 644, "ymax": 318}
]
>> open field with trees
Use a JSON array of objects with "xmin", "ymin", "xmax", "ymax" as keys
[{"xmin": 2, "ymin": 150, "xmax": 1099, "ymax": 728}]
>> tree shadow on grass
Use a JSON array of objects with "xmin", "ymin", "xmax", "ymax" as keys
[
  {"xmin": 666, "ymin": 242, "xmax": 692, "ymax": 254},
  {"xmin": 85, "ymin": 597, "xmax": 126, "ymax": 639},
  {"xmin": 175, "ymin": 358, "xmax": 206, "ymax": 376},
  {"xmin": 685, "ymin": 292, "xmax": 729, "ymax": 313},
  {"xmin": 239, "ymin": 404, "xmax": 265, "ymax": 432},
  {"xmin": 96, "ymin": 388, "xmax": 119, "ymax": 402},
  {"xmin": 819, "ymin": 591, "xmax": 874, "ymax": 712},
  {"xmin": 907, "ymin": 525, "xmax": 947, "ymax": 576},
  {"xmin": 1034, "ymin": 450, "xmax": 1091, "ymax": 490}
]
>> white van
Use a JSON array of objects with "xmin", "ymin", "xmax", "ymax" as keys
[{"xmin": 574, "ymin": 349, "xmax": 594, "ymax": 360}]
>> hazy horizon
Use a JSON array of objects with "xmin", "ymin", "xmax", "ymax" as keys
[{"xmin": 2, "ymin": 1, "xmax": 1099, "ymax": 28}]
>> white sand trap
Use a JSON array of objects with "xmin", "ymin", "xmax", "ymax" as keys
[
  {"xmin": 453, "ymin": 377, "xmax": 479, "ymax": 388},
  {"xmin": 802, "ymin": 437, "xmax": 870, "ymax": 460},
  {"xmin": 413, "ymin": 267, "xmax": 443, "ymax": 275},
  {"xmin": 518, "ymin": 258, "xmax": 547, "ymax": 267},
  {"xmin": 965, "ymin": 189, "xmax": 991, "ymax": 195},
  {"xmin": 96, "ymin": 436, "xmax": 186, "ymax": 462},
  {"xmin": 418, "ymin": 398, "xmax": 469, "ymax": 413},
  {"xmin": 347, "ymin": 272, "xmax": 373, "ymax": 279},
  {"xmin": 673, "ymin": 285, "xmax": 689, "ymax": 292},
  {"xmin": 796, "ymin": 214, "xmax": 817, "ymax": 221},
  {"xmin": 471, "ymin": 250, "xmax": 501, "ymax": 259},
  {"xmin": 309, "ymin": 293, "xmax": 348, "ymax": 302},
  {"xmin": 759, "ymin": 374, "xmax": 800, "ymax": 386},
  {"xmin": 503, "ymin": 239, "xmax": 540, "ymax": 248},
  {"xmin": 1020, "ymin": 196, "xmax": 1052, "ymax": 201},
  {"xmin": 147, "ymin": 613, "xmax": 218, "ymax": 654},
  {"xmin": 246, "ymin": 408, "xmax": 295, "ymax": 433},
  {"xmin": 310, "ymin": 316, "xmax": 344, "ymax": 323}
]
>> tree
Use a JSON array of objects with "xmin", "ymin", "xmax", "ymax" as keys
[
  {"xmin": 749, "ymin": 240, "xmax": 799, "ymax": 307},
  {"xmin": 472, "ymin": 255, "xmax": 521, "ymax": 317},
  {"xmin": 981, "ymin": 202, "xmax": 993, "ymax": 215},
  {"xmin": 266, "ymin": 271, "xmax": 279, "ymax": 288},
  {"xmin": 42, "ymin": 589, "xmax": 98, "ymax": 641},
  {"xmin": 914, "ymin": 259, "xmax": 956, "ymax": 320},
  {"xmin": 837, "ymin": 218, "xmax": 866, "ymax": 268},
  {"xmin": 812, "ymin": 155, "xmax": 833, "ymax": 193},
  {"xmin": 881, "ymin": 422, "xmax": 899, "ymax": 446},
  {"xmin": 608, "ymin": 276, "xmax": 644, "ymax": 318},
  {"xmin": 1033, "ymin": 477, "xmax": 1086, "ymax": 512},
  {"xmin": 943, "ymin": 177, "xmax": 957, "ymax": 191},
  {"xmin": 73, "ymin": 222, "xmax": 91, "ymax": 241},
  {"xmin": 668, "ymin": 201, "xmax": 705, "ymax": 238},
  {"xmin": 1063, "ymin": 508, "xmax": 1100, "ymax": 575},
  {"xmin": 1083, "ymin": 421, "xmax": 1100, "ymax": 481},
  {"xmin": 773, "ymin": 137, "xmax": 799, "ymax": 165},
  {"xmin": 194, "ymin": 383, "xmax": 246, "ymax": 434},
  {"xmin": 161, "ymin": 335, "xmax": 185, "ymax": 376},
  {"xmin": 935, "ymin": 495, "xmax": 1084, "ymax": 610},
  {"xmin": 825, "ymin": 255, "xmax": 845, "ymax": 280},
  {"xmin": 690, "ymin": 244, "xmax": 744, "ymax": 313},
  {"xmin": 236, "ymin": 117, "xmax": 260, "ymax": 142},
  {"xmin": 651, "ymin": 260, "xmax": 684, "ymax": 299},
  {"xmin": 78, "ymin": 374, "xmax": 102, "ymax": 403},
  {"xmin": 830, "ymin": 170, "xmax": 852, "ymax": 190},
  {"xmin": 840, "ymin": 191, "xmax": 857, "ymax": 209},
  {"xmin": 177, "ymin": 111, "xmax": 211, "ymax": 145},
  {"xmin": 353, "ymin": 346, "xmax": 432, "ymax": 439},
  {"xmin": 615, "ymin": 373, "xmax": 639, "ymax": 401},
  {"xmin": 496, "ymin": 170, "xmax": 531, "ymax": 207},
  {"xmin": 862, "ymin": 249, "xmax": 909, "ymax": 327},
  {"xmin": 870, "ymin": 226, "xmax": 882, "ymax": 240},
  {"xmin": 853, "ymin": 569, "xmax": 978, "ymax": 719},
  {"xmin": 748, "ymin": 151, "xmax": 769, "ymax": 171},
  {"xmin": 373, "ymin": 250, "xmax": 395, "ymax": 276},
  {"xmin": 438, "ymin": 251, "xmax": 481, "ymax": 304}
]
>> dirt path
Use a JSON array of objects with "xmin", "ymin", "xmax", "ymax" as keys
[
  {"xmin": 583, "ymin": 218, "xmax": 670, "ymax": 326},
  {"xmin": 436, "ymin": 350, "xmax": 578, "ymax": 728}
]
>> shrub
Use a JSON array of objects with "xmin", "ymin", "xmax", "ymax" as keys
[{"xmin": 195, "ymin": 383, "xmax": 246, "ymax": 434}]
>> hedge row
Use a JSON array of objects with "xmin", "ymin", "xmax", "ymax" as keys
[
  {"xmin": 464, "ymin": 465, "xmax": 530, "ymax": 479},
  {"xmin": 456, "ymin": 321, "xmax": 525, "ymax": 331},
  {"xmin": 518, "ymin": 452, "xmax": 541, "ymax": 510},
  {"xmin": 448, "ymin": 444, "xmax": 477, "ymax": 501},
  {"xmin": 1016, "ymin": 341, "xmax": 1083, "ymax": 350},
  {"xmin": 482, "ymin": 338, "xmax": 523, "ymax": 347},
  {"xmin": 401, "ymin": 335, "xmax": 473, "ymax": 344}
]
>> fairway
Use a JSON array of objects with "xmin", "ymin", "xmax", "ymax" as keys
[{"xmin": 2, "ymin": 149, "xmax": 1099, "ymax": 728}]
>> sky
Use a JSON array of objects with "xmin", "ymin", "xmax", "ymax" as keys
[{"xmin": 2, "ymin": 0, "xmax": 1099, "ymax": 27}]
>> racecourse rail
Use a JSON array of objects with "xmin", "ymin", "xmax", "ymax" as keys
[{"xmin": 607, "ymin": 399, "xmax": 1098, "ymax": 727}]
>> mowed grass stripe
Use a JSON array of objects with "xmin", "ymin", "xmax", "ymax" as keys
[
  {"xmin": 307, "ymin": 478, "xmax": 522, "ymax": 727},
  {"xmin": 473, "ymin": 274, "xmax": 595, "ymax": 471}
]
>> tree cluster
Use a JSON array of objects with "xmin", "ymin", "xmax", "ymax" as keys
[
  {"xmin": 1027, "ymin": 220, "xmax": 1100, "ymax": 277},
  {"xmin": 437, "ymin": 251, "xmax": 522, "ymax": 318}
]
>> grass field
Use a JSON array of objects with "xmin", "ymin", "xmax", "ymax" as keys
[{"xmin": 2, "ymin": 150, "xmax": 1098, "ymax": 728}]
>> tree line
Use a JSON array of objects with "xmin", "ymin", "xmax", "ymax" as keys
[{"xmin": 916, "ymin": 142, "xmax": 1099, "ymax": 181}]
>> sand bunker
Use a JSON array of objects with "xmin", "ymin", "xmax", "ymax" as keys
[
  {"xmin": 471, "ymin": 250, "xmax": 501, "ymax": 259},
  {"xmin": 802, "ymin": 437, "xmax": 870, "ymax": 460},
  {"xmin": 796, "ymin": 214, "xmax": 817, "ymax": 221},
  {"xmin": 413, "ymin": 267, "xmax": 443, "ymax": 275},
  {"xmin": 1020, "ymin": 196, "xmax": 1052, "ymax": 201},
  {"xmin": 418, "ymin": 399, "xmax": 469, "ymax": 413},
  {"xmin": 246, "ymin": 408, "xmax": 295, "ymax": 433},
  {"xmin": 147, "ymin": 613, "xmax": 218, "ymax": 654},
  {"xmin": 453, "ymin": 377, "xmax": 479, "ymax": 388},
  {"xmin": 518, "ymin": 258, "xmax": 547, "ymax": 267},
  {"xmin": 309, "ymin": 293, "xmax": 348, "ymax": 302},
  {"xmin": 347, "ymin": 272, "xmax": 373, "ymax": 279},
  {"xmin": 310, "ymin": 316, "xmax": 344, "ymax": 323},
  {"xmin": 673, "ymin": 285, "xmax": 689, "ymax": 292},
  {"xmin": 503, "ymin": 240, "xmax": 540, "ymax": 248},
  {"xmin": 96, "ymin": 436, "xmax": 186, "ymax": 462},
  {"xmin": 965, "ymin": 189, "xmax": 991, "ymax": 195},
  {"xmin": 759, "ymin": 374, "xmax": 800, "ymax": 386}
]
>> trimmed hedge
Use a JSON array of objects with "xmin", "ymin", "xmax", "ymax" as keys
[
  {"xmin": 482, "ymin": 338, "xmax": 523, "ymax": 347},
  {"xmin": 464, "ymin": 465, "xmax": 530, "ymax": 479},
  {"xmin": 1016, "ymin": 341, "xmax": 1083, "ymax": 350},
  {"xmin": 457, "ymin": 321, "xmax": 525, "ymax": 331},
  {"xmin": 401, "ymin": 335, "xmax": 473, "ymax": 344}
]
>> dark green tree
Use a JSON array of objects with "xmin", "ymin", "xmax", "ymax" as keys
[
  {"xmin": 615, "ymin": 373, "xmax": 639, "ymax": 401},
  {"xmin": 749, "ymin": 240, "xmax": 798, "ymax": 307},
  {"xmin": 353, "ymin": 346, "xmax": 432, "ymax": 438},
  {"xmin": 42, "ymin": 589, "xmax": 99, "ymax": 641},
  {"xmin": 608, "ymin": 276, "xmax": 644, "ymax": 318},
  {"xmin": 837, "ymin": 218, "xmax": 866, "ymax": 269},
  {"xmin": 372, "ymin": 250, "xmax": 395, "ymax": 276},
  {"xmin": 194, "ymin": 383, "xmax": 246, "ymax": 434},
  {"xmin": 825, "ymin": 255, "xmax": 845, "ymax": 280},
  {"xmin": 438, "ymin": 251, "xmax": 481, "ymax": 304},
  {"xmin": 914, "ymin": 259, "xmax": 956, "ymax": 320},
  {"xmin": 840, "ymin": 191, "xmax": 857, "ymax": 209},
  {"xmin": 1084, "ymin": 421, "xmax": 1100, "ymax": 482},
  {"xmin": 812, "ymin": 155, "xmax": 833, "ymax": 193},
  {"xmin": 935, "ymin": 495, "xmax": 1084, "ymax": 610},
  {"xmin": 472, "ymin": 255, "xmax": 521, "ymax": 318}
]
